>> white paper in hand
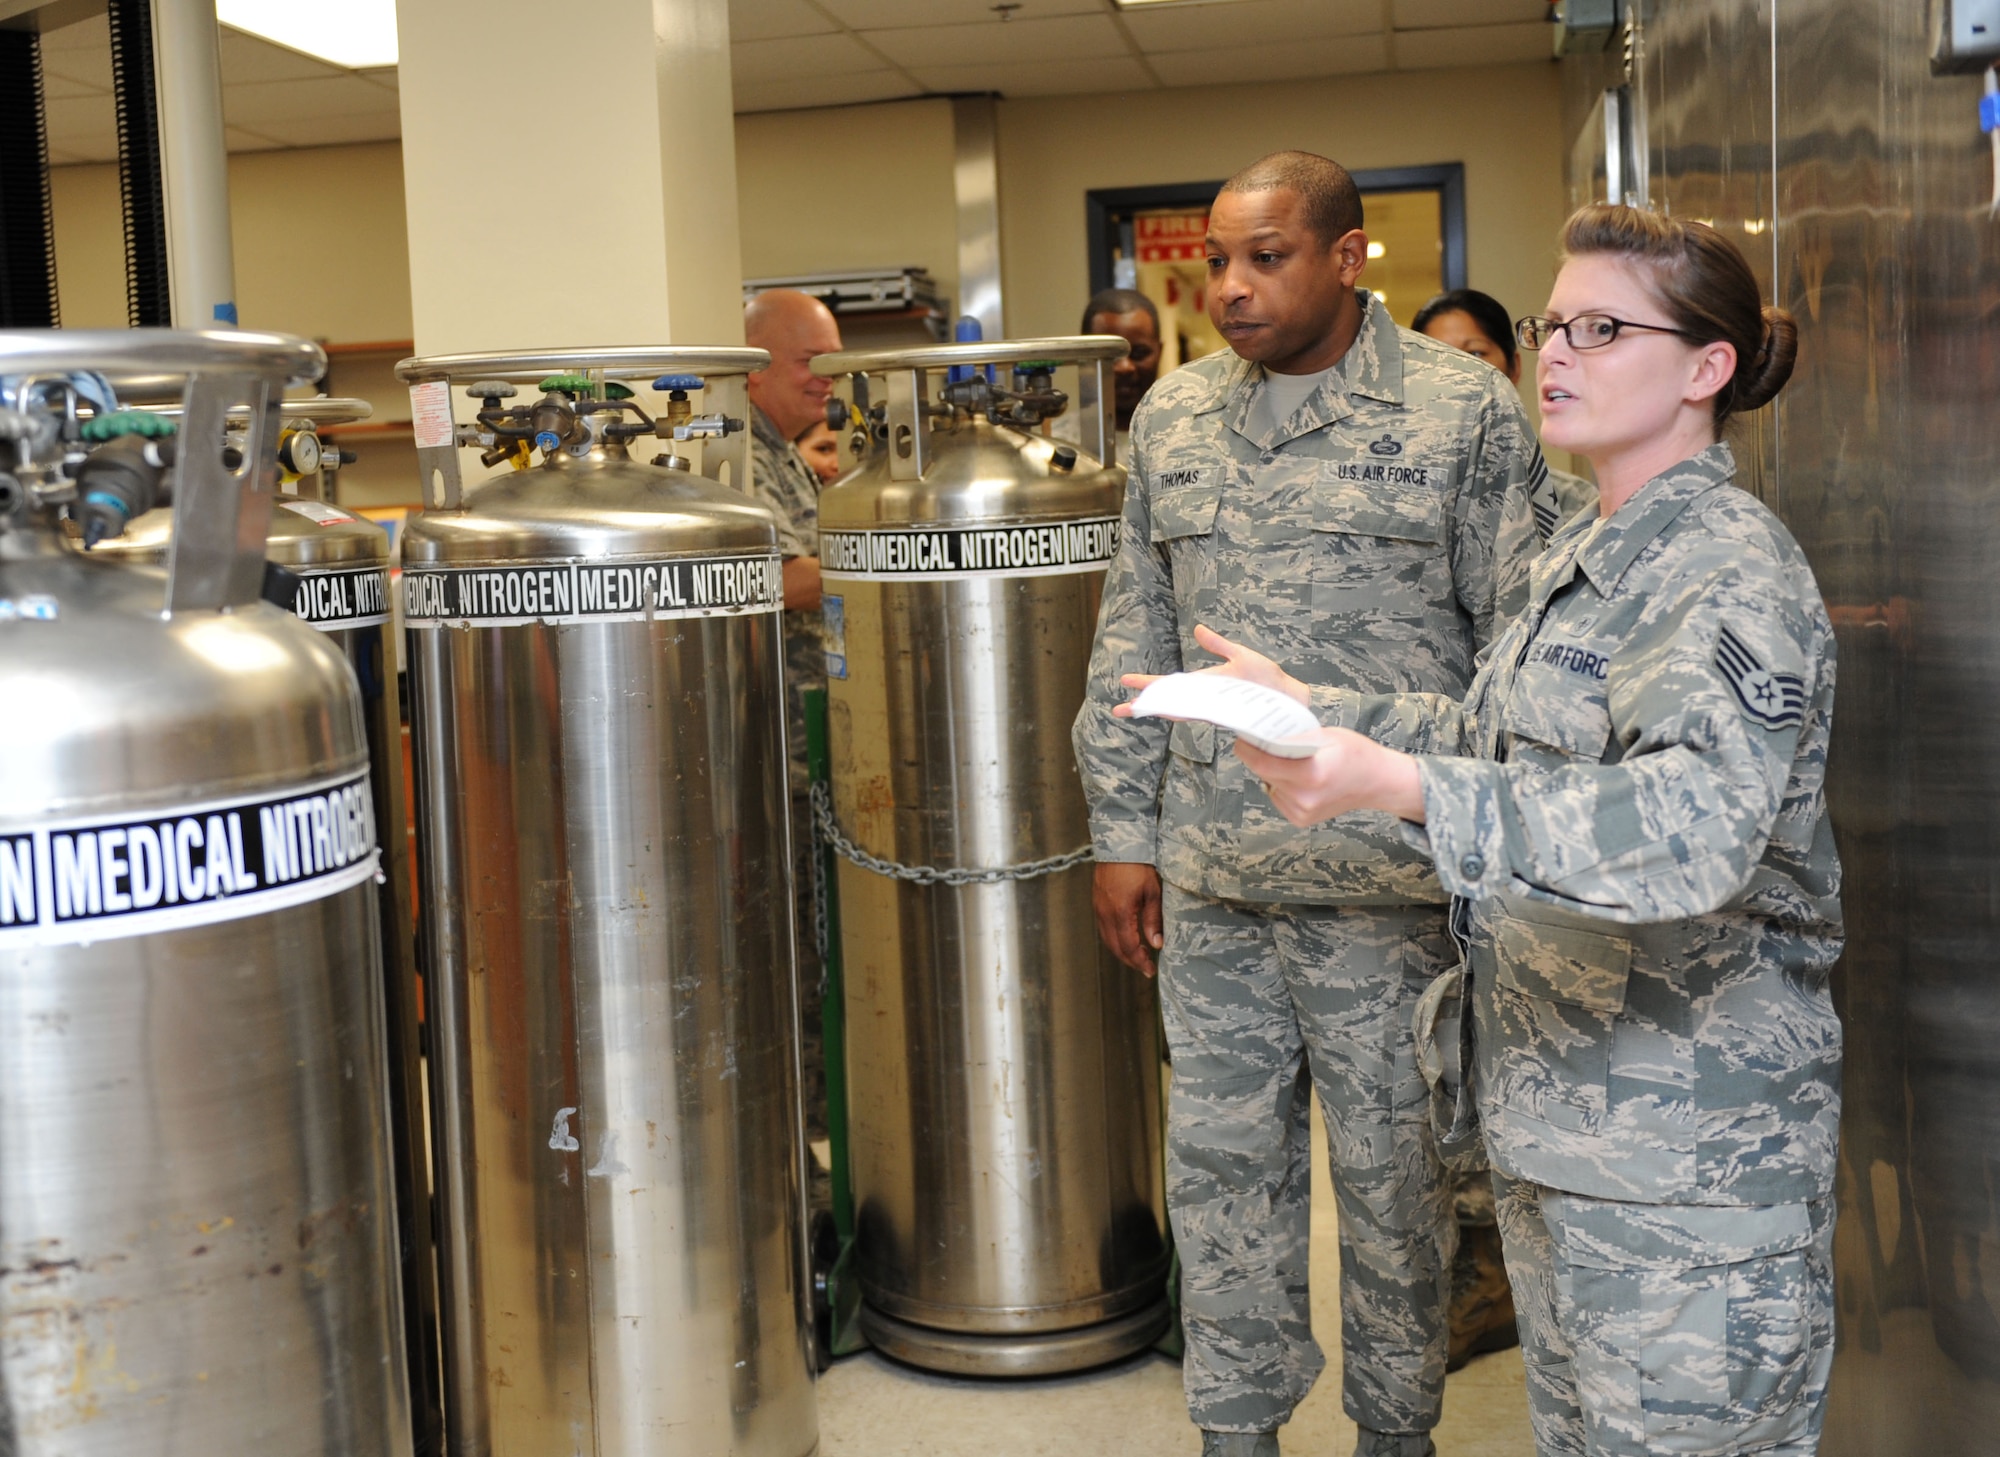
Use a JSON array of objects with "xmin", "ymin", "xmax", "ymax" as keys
[{"xmin": 1127, "ymin": 674, "xmax": 1324, "ymax": 757}]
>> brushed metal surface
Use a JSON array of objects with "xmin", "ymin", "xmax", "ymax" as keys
[
  {"xmin": 1562, "ymin": 5, "xmax": 2000, "ymax": 1449},
  {"xmin": 820, "ymin": 411, "xmax": 1169, "ymax": 1363},
  {"xmin": 98, "ymin": 499, "xmax": 444, "ymax": 1455},
  {"xmin": 0, "ymin": 541, "xmax": 409, "ymax": 1456},
  {"xmin": 405, "ymin": 441, "xmax": 816, "ymax": 1457}
]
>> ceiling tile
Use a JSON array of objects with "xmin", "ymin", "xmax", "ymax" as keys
[
  {"xmin": 730, "ymin": 0, "xmax": 843, "ymax": 41},
  {"xmin": 865, "ymin": 14, "xmax": 1128, "ymax": 68},
  {"xmin": 1394, "ymin": 0, "xmax": 1548, "ymax": 25},
  {"xmin": 732, "ymin": 31, "xmax": 890, "ymax": 82},
  {"xmin": 1122, "ymin": 0, "xmax": 1380, "ymax": 51},
  {"xmin": 37, "ymin": 26, "xmax": 110, "ymax": 92},
  {"xmin": 42, "ymin": 91, "xmax": 115, "ymax": 150},
  {"xmin": 1395, "ymin": 20, "xmax": 1551, "ymax": 70},
  {"xmin": 39, "ymin": 69, "xmax": 105, "ymax": 99},
  {"xmin": 732, "ymin": 69, "xmax": 924, "ymax": 112},
  {"xmin": 217, "ymin": 27, "xmax": 345, "ymax": 83},
  {"xmin": 223, "ymin": 74, "xmax": 403, "ymax": 127},
  {"xmin": 906, "ymin": 54, "xmax": 1155, "ymax": 97},
  {"xmin": 1150, "ymin": 32, "xmax": 1390, "ymax": 87},
  {"xmin": 820, "ymin": 0, "xmax": 1098, "ymax": 25},
  {"xmin": 225, "ymin": 125, "xmax": 288, "ymax": 153},
  {"xmin": 46, "ymin": 145, "xmax": 89, "ymax": 165},
  {"xmin": 36, "ymin": 12, "xmax": 107, "ymax": 52},
  {"xmin": 246, "ymin": 111, "xmax": 404, "ymax": 148},
  {"xmin": 353, "ymin": 66, "xmax": 399, "ymax": 95}
]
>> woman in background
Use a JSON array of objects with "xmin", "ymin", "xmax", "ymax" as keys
[{"xmin": 1414, "ymin": 288, "xmax": 1596, "ymax": 529}]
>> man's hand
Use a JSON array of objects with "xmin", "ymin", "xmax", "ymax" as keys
[
  {"xmin": 1236, "ymin": 729, "xmax": 1427, "ymax": 827},
  {"xmin": 1111, "ymin": 623, "xmax": 1310, "ymax": 717},
  {"xmin": 1094, "ymin": 861, "xmax": 1165, "ymax": 978},
  {"xmin": 783, "ymin": 556, "xmax": 822, "ymax": 611}
]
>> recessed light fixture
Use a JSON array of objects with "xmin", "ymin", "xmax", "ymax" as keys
[
  {"xmin": 215, "ymin": 0, "xmax": 399, "ymax": 70},
  {"xmin": 1366, "ymin": 241, "xmax": 1386, "ymax": 259}
]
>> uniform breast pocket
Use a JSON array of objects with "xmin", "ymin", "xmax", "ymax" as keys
[
  {"xmin": 1148, "ymin": 474, "xmax": 1224, "ymax": 615},
  {"xmin": 1487, "ymin": 912, "xmax": 1632, "ymax": 1134},
  {"xmin": 1503, "ymin": 647, "xmax": 1615, "ymax": 765},
  {"xmin": 1309, "ymin": 474, "xmax": 1445, "ymax": 616}
]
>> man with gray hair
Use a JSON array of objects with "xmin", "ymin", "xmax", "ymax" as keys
[{"xmin": 1075, "ymin": 151, "xmax": 1559, "ymax": 1457}]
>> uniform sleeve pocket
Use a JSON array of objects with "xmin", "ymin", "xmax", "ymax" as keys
[
  {"xmin": 1169, "ymin": 719, "xmax": 1216, "ymax": 763},
  {"xmin": 1149, "ymin": 478, "xmax": 1224, "ymax": 542},
  {"xmin": 1493, "ymin": 914, "xmax": 1632, "ymax": 1013},
  {"xmin": 1311, "ymin": 475, "xmax": 1443, "ymax": 544}
]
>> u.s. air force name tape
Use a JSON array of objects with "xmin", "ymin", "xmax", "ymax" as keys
[
  {"xmin": 401, "ymin": 552, "xmax": 784, "ymax": 628},
  {"xmin": 0, "ymin": 769, "xmax": 378, "ymax": 947},
  {"xmin": 292, "ymin": 565, "xmax": 391, "ymax": 631},
  {"xmin": 820, "ymin": 516, "xmax": 1121, "ymax": 582}
]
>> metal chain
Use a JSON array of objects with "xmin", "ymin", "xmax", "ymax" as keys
[{"xmin": 810, "ymin": 780, "xmax": 1094, "ymax": 889}]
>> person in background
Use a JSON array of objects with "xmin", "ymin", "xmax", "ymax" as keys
[
  {"xmin": 1414, "ymin": 288, "xmax": 1596, "ymax": 531},
  {"xmin": 1054, "ymin": 286, "xmax": 1163, "ymax": 459},
  {"xmin": 797, "ymin": 419, "xmax": 842, "ymax": 485},
  {"xmin": 743, "ymin": 287, "xmax": 844, "ymax": 1180},
  {"xmin": 1075, "ymin": 150, "xmax": 1559, "ymax": 1457},
  {"xmin": 1162, "ymin": 206, "xmax": 1837, "ymax": 1457}
]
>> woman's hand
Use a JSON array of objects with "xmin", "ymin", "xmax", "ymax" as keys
[
  {"xmin": 1111, "ymin": 624, "xmax": 1311, "ymax": 718},
  {"xmin": 1236, "ymin": 728, "xmax": 1428, "ymax": 827}
]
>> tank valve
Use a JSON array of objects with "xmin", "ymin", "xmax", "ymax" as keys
[
  {"xmin": 74, "ymin": 412, "xmax": 177, "ymax": 548},
  {"xmin": 468, "ymin": 380, "xmax": 518, "ymax": 407},
  {"xmin": 826, "ymin": 398, "xmax": 851, "ymax": 431},
  {"xmin": 276, "ymin": 427, "xmax": 323, "ymax": 479},
  {"xmin": 1050, "ymin": 445, "xmax": 1078, "ymax": 474}
]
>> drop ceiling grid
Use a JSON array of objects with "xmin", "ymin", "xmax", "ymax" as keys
[{"xmin": 31, "ymin": 0, "xmax": 1556, "ymax": 156}]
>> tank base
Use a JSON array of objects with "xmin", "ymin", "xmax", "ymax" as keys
[{"xmin": 858, "ymin": 1295, "xmax": 1172, "ymax": 1377}]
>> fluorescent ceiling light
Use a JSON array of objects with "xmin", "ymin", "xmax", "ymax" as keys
[{"xmin": 214, "ymin": 0, "xmax": 399, "ymax": 69}]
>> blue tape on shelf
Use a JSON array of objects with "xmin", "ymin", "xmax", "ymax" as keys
[{"xmin": 1983, "ymin": 92, "xmax": 2000, "ymax": 133}]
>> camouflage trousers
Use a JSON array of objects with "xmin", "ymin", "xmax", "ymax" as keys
[
  {"xmin": 1159, "ymin": 881, "xmax": 1456, "ymax": 1436},
  {"xmin": 1493, "ymin": 1174, "xmax": 1835, "ymax": 1455}
]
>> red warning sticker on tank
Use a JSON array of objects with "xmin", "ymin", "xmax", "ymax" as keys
[
  {"xmin": 0, "ymin": 769, "xmax": 378, "ymax": 947},
  {"xmin": 400, "ymin": 552, "xmax": 784, "ymax": 627},
  {"xmin": 819, "ymin": 516, "xmax": 1121, "ymax": 582}
]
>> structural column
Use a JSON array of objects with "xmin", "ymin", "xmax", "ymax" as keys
[{"xmin": 396, "ymin": 0, "xmax": 745, "ymax": 354}]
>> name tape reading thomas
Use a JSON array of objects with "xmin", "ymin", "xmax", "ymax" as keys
[
  {"xmin": 0, "ymin": 769, "xmax": 378, "ymax": 947},
  {"xmin": 402, "ymin": 553, "xmax": 783, "ymax": 627},
  {"xmin": 820, "ymin": 516, "xmax": 1121, "ymax": 582}
]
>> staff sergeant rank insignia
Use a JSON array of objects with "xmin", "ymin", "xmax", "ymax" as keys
[{"xmin": 1715, "ymin": 623, "xmax": 1807, "ymax": 730}]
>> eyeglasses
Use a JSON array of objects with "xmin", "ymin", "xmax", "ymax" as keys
[{"xmin": 1515, "ymin": 314, "xmax": 1700, "ymax": 351}]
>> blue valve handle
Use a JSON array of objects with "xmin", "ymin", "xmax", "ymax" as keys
[
  {"xmin": 653, "ymin": 374, "xmax": 706, "ymax": 392},
  {"xmin": 534, "ymin": 430, "xmax": 562, "ymax": 452}
]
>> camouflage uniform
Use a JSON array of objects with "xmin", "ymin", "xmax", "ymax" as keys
[
  {"xmin": 1074, "ymin": 293, "xmax": 1554, "ymax": 1438},
  {"xmin": 747, "ymin": 402, "xmax": 829, "ymax": 1147},
  {"xmin": 1324, "ymin": 443, "xmax": 1842, "ymax": 1452}
]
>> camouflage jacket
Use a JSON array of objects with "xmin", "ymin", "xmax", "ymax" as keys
[
  {"xmin": 1329, "ymin": 445, "xmax": 1844, "ymax": 1205},
  {"xmin": 747, "ymin": 402, "xmax": 825, "ymax": 792},
  {"xmin": 1074, "ymin": 292, "xmax": 1553, "ymax": 904}
]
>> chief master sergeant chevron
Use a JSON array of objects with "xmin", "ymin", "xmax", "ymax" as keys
[{"xmin": 1072, "ymin": 151, "xmax": 1558, "ymax": 1457}]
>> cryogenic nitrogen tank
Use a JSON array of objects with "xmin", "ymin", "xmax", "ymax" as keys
[
  {"xmin": 395, "ymin": 349, "xmax": 816, "ymax": 1457},
  {"xmin": 0, "ymin": 331, "xmax": 411, "ymax": 1456},
  {"xmin": 97, "ymin": 396, "xmax": 445, "ymax": 1457},
  {"xmin": 812, "ymin": 337, "xmax": 1170, "ymax": 1375}
]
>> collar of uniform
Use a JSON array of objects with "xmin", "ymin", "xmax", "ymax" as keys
[
  {"xmin": 750, "ymin": 400, "xmax": 791, "ymax": 453},
  {"xmin": 1576, "ymin": 442, "xmax": 1737, "ymax": 597},
  {"xmin": 1213, "ymin": 291, "xmax": 1404, "ymax": 449}
]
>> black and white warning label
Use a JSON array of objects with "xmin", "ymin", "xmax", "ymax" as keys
[
  {"xmin": 292, "ymin": 566, "xmax": 391, "ymax": 630},
  {"xmin": 401, "ymin": 553, "xmax": 784, "ymax": 628},
  {"xmin": 820, "ymin": 516, "xmax": 1120, "ymax": 582},
  {"xmin": 0, "ymin": 770, "xmax": 378, "ymax": 947}
]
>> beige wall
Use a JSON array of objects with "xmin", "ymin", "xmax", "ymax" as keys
[
  {"xmin": 996, "ymin": 62, "xmax": 1569, "ymax": 342},
  {"xmin": 734, "ymin": 97, "xmax": 960, "ymax": 308},
  {"xmin": 52, "ymin": 141, "xmax": 414, "ymax": 341}
]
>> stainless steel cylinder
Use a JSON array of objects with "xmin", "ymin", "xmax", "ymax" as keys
[
  {"xmin": 395, "ymin": 351, "xmax": 816, "ymax": 1457},
  {"xmin": 0, "ymin": 331, "xmax": 411, "ymax": 1456},
  {"xmin": 98, "ymin": 397, "xmax": 444, "ymax": 1456},
  {"xmin": 812, "ymin": 339, "xmax": 1169, "ymax": 1376}
]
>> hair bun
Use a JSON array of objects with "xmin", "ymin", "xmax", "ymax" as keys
[{"xmin": 1735, "ymin": 306, "xmax": 1798, "ymax": 412}]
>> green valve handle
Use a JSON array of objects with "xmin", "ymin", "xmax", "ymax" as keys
[
  {"xmin": 603, "ymin": 382, "xmax": 634, "ymax": 400},
  {"xmin": 539, "ymin": 373, "xmax": 597, "ymax": 397},
  {"xmin": 1013, "ymin": 360, "xmax": 1061, "ymax": 373},
  {"xmin": 82, "ymin": 410, "xmax": 177, "ymax": 441}
]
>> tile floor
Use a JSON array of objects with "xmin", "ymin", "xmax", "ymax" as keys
[{"xmin": 816, "ymin": 1103, "xmax": 1537, "ymax": 1457}]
